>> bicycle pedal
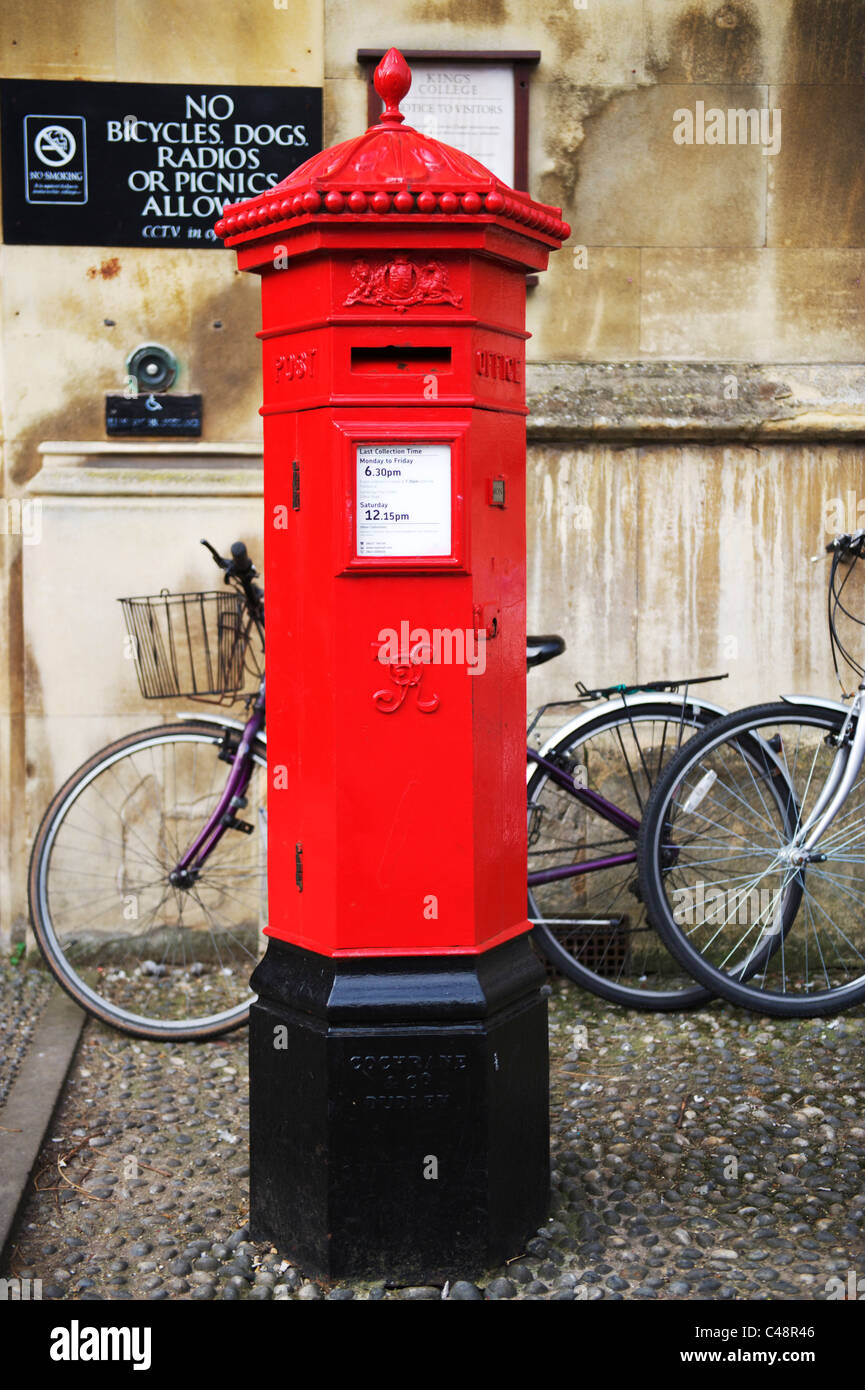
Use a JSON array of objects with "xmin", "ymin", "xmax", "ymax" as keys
[{"xmin": 221, "ymin": 814, "xmax": 254, "ymax": 834}]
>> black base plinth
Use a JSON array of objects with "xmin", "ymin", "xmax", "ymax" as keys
[{"xmin": 248, "ymin": 934, "xmax": 549, "ymax": 1283}]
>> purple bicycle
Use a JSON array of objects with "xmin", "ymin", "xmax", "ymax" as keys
[{"xmin": 28, "ymin": 540, "xmax": 267, "ymax": 1041}]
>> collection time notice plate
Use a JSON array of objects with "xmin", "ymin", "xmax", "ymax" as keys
[{"xmin": 356, "ymin": 443, "xmax": 452, "ymax": 558}]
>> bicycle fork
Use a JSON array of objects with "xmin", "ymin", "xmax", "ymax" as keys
[{"xmin": 783, "ymin": 688, "xmax": 865, "ymax": 863}]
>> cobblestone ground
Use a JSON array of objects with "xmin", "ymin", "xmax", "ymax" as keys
[{"xmin": 5, "ymin": 969, "xmax": 864, "ymax": 1301}]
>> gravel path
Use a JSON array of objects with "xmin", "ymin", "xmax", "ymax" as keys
[{"xmin": 4, "ymin": 969, "xmax": 864, "ymax": 1301}]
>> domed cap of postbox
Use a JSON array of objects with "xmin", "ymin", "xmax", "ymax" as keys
[{"xmin": 215, "ymin": 48, "xmax": 570, "ymax": 248}]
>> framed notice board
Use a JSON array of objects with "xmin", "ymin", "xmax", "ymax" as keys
[{"xmin": 358, "ymin": 49, "xmax": 539, "ymax": 191}]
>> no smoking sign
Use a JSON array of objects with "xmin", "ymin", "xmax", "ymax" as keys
[{"xmin": 24, "ymin": 113, "xmax": 87, "ymax": 204}]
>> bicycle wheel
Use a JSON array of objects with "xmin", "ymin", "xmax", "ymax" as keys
[
  {"xmin": 638, "ymin": 701, "xmax": 865, "ymax": 1017},
  {"xmin": 28, "ymin": 721, "xmax": 267, "ymax": 1040},
  {"xmin": 528, "ymin": 699, "xmax": 721, "ymax": 1009}
]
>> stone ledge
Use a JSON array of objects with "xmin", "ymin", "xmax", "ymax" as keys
[
  {"xmin": 29, "ymin": 442, "xmax": 263, "ymax": 496},
  {"xmin": 526, "ymin": 363, "xmax": 865, "ymax": 442},
  {"xmin": 25, "ymin": 370, "xmax": 865, "ymax": 490}
]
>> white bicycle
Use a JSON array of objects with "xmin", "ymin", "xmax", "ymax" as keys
[{"xmin": 637, "ymin": 529, "xmax": 865, "ymax": 1017}]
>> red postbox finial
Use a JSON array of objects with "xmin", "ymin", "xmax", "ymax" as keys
[{"xmin": 374, "ymin": 48, "xmax": 412, "ymax": 125}]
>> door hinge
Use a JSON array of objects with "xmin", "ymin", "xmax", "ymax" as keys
[
  {"xmin": 295, "ymin": 841, "xmax": 303, "ymax": 892},
  {"xmin": 292, "ymin": 460, "xmax": 300, "ymax": 511}
]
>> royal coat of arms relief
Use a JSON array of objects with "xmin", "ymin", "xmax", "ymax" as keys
[{"xmin": 344, "ymin": 254, "xmax": 463, "ymax": 312}]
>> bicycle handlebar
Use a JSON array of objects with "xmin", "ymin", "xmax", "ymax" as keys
[
  {"xmin": 811, "ymin": 531, "xmax": 865, "ymax": 563},
  {"xmin": 200, "ymin": 538, "xmax": 226, "ymax": 569},
  {"xmin": 230, "ymin": 541, "xmax": 253, "ymax": 576},
  {"xmin": 825, "ymin": 530, "xmax": 865, "ymax": 557},
  {"xmin": 201, "ymin": 537, "xmax": 258, "ymax": 578},
  {"xmin": 200, "ymin": 538, "xmax": 264, "ymax": 627}
]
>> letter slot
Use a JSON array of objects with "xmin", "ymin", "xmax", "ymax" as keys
[{"xmin": 350, "ymin": 345, "xmax": 452, "ymax": 374}]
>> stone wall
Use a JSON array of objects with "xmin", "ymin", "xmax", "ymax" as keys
[{"xmin": 525, "ymin": 362, "xmax": 865, "ymax": 704}]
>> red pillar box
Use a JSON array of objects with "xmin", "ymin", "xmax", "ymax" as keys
[{"xmin": 217, "ymin": 49, "xmax": 569, "ymax": 1283}]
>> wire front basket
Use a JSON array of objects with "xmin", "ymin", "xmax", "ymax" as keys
[{"xmin": 119, "ymin": 589, "xmax": 252, "ymax": 700}]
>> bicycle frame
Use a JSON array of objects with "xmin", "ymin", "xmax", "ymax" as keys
[
  {"xmin": 526, "ymin": 691, "xmax": 728, "ymax": 890},
  {"xmin": 526, "ymin": 745, "xmax": 640, "ymax": 888},
  {"xmin": 172, "ymin": 678, "xmax": 266, "ymax": 878}
]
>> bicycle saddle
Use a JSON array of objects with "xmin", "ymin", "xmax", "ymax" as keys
[{"xmin": 527, "ymin": 635, "xmax": 565, "ymax": 669}]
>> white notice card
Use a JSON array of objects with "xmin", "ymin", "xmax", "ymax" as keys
[{"xmin": 356, "ymin": 443, "xmax": 452, "ymax": 557}]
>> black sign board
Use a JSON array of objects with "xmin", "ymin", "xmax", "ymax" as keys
[
  {"xmin": 1, "ymin": 80, "xmax": 322, "ymax": 248},
  {"xmin": 105, "ymin": 393, "xmax": 202, "ymax": 436}
]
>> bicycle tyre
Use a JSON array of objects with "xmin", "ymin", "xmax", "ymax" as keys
[
  {"xmin": 28, "ymin": 720, "xmax": 267, "ymax": 1041},
  {"xmin": 637, "ymin": 701, "xmax": 865, "ymax": 1017},
  {"xmin": 528, "ymin": 698, "xmax": 721, "ymax": 1010}
]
